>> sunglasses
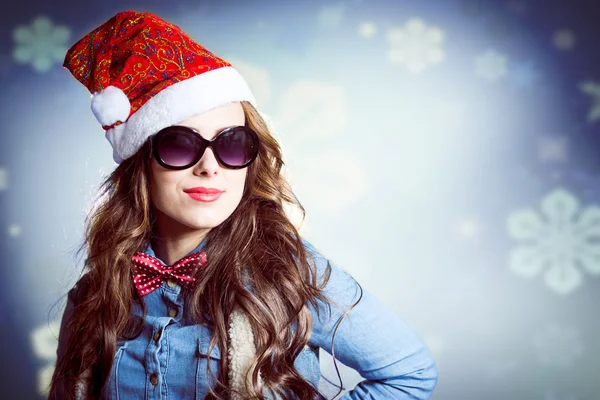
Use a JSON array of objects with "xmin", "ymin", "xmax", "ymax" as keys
[{"xmin": 150, "ymin": 125, "xmax": 260, "ymax": 170}]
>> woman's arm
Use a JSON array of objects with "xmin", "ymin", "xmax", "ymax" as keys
[
  {"xmin": 56, "ymin": 286, "xmax": 78, "ymax": 360},
  {"xmin": 303, "ymin": 238, "xmax": 439, "ymax": 399},
  {"xmin": 50, "ymin": 274, "xmax": 90, "ymax": 400},
  {"xmin": 49, "ymin": 284, "xmax": 77, "ymax": 399}
]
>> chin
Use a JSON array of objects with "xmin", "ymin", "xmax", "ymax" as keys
[{"xmin": 184, "ymin": 215, "xmax": 229, "ymax": 229}]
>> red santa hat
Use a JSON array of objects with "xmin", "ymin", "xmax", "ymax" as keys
[{"xmin": 62, "ymin": 10, "xmax": 257, "ymax": 164}]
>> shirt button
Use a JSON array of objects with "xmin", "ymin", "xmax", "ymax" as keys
[
  {"xmin": 150, "ymin": 373, "xmax": 158, "ymax": 386},
  {"xmin": 166, "ymin": 278, "xmax": 177, "ymax": 287},
  {"xmin": 153, "ymin": 330, "xmax": 161, "ymax": 342},
  {"xmin": 168, "ymin": 308, "xmax": 178, "ymax": 318}
]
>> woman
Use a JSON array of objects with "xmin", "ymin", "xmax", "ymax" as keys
[{"xmin": 49, "ymin": 10, "xmax": 438, "ymax": 400}]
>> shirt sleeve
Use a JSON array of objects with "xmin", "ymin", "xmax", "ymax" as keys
[
  {"xmin": 56, "ymin": 286, "xmax": 78, "ymax": 361},
  {"xmin": 302, "ymin": 238, "xmax": 439, "ymax": 399}
]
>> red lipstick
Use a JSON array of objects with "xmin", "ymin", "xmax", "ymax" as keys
[{"xmin": 183, "ymin": 187, "xmax": 223, "ymax": 202}]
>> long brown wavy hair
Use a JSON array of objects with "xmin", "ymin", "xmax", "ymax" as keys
[{"xmin": 48, "ymin": 101, "xmax": 363, "ymax": 399}]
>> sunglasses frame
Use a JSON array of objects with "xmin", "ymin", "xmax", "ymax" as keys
[{"xmin": 150, "ymin": 125, "xmax": 260, "ymax": 170}]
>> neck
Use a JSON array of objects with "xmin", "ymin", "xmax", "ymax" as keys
[{"xmin": 152, "ymin": 211, "xmax": 210, "ymax": 265}]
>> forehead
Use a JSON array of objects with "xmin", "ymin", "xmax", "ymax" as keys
[{"xmin": 177, "ymin": 102, "xmax": 245, "ymax": 139}]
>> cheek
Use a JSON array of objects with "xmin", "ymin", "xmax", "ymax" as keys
[
  {"xmin": 231, "ymin": 170, "xmax": 248, "ymax": 192},
  {"xmin": 148, "ymin": 169, "xmax": 181, "ymax": 205}
]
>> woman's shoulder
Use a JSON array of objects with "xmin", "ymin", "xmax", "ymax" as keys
[
  {"xmin": 299, "ymin": 236, "xmax": 324, "ymax": 260},
  {"xmin": 67, "ymin": 271, "xmax": 93, "ymax": 305},
  {"xmin": 299, "ymin": 236, "xmax": 356, "ymax": 288}
]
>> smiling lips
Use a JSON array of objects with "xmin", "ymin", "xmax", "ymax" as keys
[{"xmin": 183, "ymin": 187, "xmax": 223, "ymax": 202}]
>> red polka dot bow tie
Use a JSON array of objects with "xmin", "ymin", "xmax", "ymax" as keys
[{"xmin": 131, "ymin": 251, "xmax": 208, "ymax": 296}]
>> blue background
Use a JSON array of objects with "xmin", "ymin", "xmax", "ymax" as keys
[{"xmin": 0, "ymin": 0, "xmax": 599, "ymax": 399}]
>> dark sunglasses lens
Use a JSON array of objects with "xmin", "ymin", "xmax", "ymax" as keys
[
  {"xmin": 215, "ymin": 128, "xmax": 258, "ymax": 167},
  {"xmin": 156, "ymin": 128, "xmax": 200, "ymax": 167}
]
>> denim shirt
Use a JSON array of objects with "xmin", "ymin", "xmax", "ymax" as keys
[{"xmin": 54, "ymin": 236, "xmax": 438, "ymax": 399}]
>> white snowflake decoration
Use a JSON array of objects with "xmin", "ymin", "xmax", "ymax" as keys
[
  {"xmin": 31, "ymin": 321, "xmax": 61, "ymax": 360},
  {"xmin": 277, "ymin": 81, "xmax": 347, "ymax": 141},
  {"xmin": 31, "ymin": 320, "xmax": 61, "ymax": 397},
  {"xmin": 579, "ymin": 81, "xmax": 600, "ymax": 123},
  {"xmin": 553, "ymin": 29, "xmax": 576, "ymax": 51},
  {"xmin": 358, "ymin": 22, "xmax": 377, "ymax": 38},
  {"xmin": 507, "ymin": 188, "xmax": 600, "ymax": 294},
  {"xmin": 475, "ymin": 49, "xmax": 508, "ymax": 81},
  {"xmin": 0, "ymin": 167, "xmax": 7, "ymax": 190},
  {"xmin": 8, "ymin": 223, "xmax": 22, "ymax": 237},
  {"xmin": 38, "ymin": 364, "xmax": 55, "ymax": 397},
  {"xmin": 274, "ymin": 80, "xmax": 368, "ymax": 215},
  {"xmin": 533, "ymin": 323, "xmax": 584, "ymax": 368},
  {"xmin": 12, "ymin": 15, "xmax": 71, "ymax": 73},
  {"xmin": 291, "ymin": 150, "xmax": 367, "ymax": 214},
  {"xmin": 387, "ymin": 18, "xmax": 445, "ymax": 74}
]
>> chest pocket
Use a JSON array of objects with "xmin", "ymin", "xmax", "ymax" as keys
[{"xmin": 195, "ymin": 332, "xmax": 222, "ymax": 400}]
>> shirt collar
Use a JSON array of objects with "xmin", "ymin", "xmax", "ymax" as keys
[
  {"xmin": 142, "ymin": 235, "xmax": 208, "ymax": 265},
  {"xmin": 141, "ymin": 235, "xmax": 254, "ymax": 292}
]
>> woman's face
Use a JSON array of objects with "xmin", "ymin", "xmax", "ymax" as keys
[{"xmin": 148, "ymin": 102, "xmax": 247, "ymax": 236}]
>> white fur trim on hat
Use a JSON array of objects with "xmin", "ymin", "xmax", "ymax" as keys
[
  {"xmin": 91, "ymin": 85, "xmax": 131, "ymax": 127},
  {"xmin": 105, "ymin": 122, "xmax": 127, "ymax": 164},
  {"xmin": 104, "ymin": 66, "xmax": 256, "ymax": 164}
]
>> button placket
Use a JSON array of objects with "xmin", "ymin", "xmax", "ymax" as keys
[{"xmin": 164, "ymin": 284, "xmax": 182, "ymax": 320}]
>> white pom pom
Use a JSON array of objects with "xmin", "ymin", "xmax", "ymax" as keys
[{"xmin": 90, "ymin": 85, "xmax": 131, "ymax": 126}]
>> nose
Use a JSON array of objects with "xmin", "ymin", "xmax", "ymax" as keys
[{"xmin": 193, "ymin": 146, "xmax": 220, "ymax": 175}]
